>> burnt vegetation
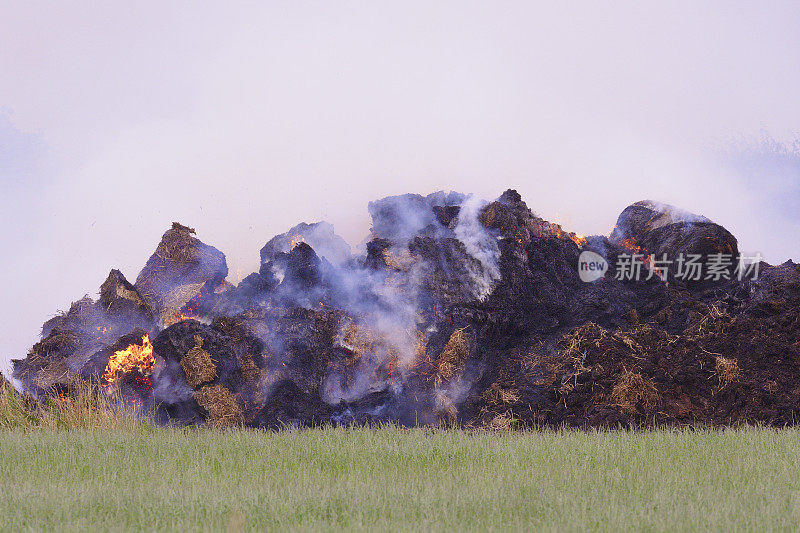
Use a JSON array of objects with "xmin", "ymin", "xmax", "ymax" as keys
[{"xmin": 7, "ymin": 190, "xmax": 800, "ymax": 429}]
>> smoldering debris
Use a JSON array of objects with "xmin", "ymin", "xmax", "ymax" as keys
[{"xmin": 9, "ymin": 189, "xmax": 800, "ymax": 428}]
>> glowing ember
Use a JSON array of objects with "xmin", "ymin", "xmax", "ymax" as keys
[
  {"xmin": 385, "ymin": 356, "xmax": 400, "ymax": 382},
  {"xmin": 183, "ymin": 292, "xmax": 203, "ymax": 315},
  {"xmin": 168, "ymin": 313, "xmax": 196, "ymax": 325},
  {"xmin": 214, "ymin": 279, "xmax": 229, "ymax": 294},
  {"xmin": 103, "ymin": 334, "xmax": 155, "ymax": 384},
  {"xmin": 619, "ymin": 237, "xmax": 643, "ymax": 254},
  {"xmin": 545, "ymin": 223, "xmax": 586, "ymax": 247},
  {"xmin": 571, "ymin": 234, "xmax": 588, "ymax": 247},
  {"xmin": 617, "ymin": 238, "xmax": 659, "ymax": 273},
  {"xmin": 289, "ymin": 234, "xmax": 305, "ymax": 249}
]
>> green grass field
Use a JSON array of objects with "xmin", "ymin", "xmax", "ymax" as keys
[{"xmin": 2, "ymin": 425, "xmax": 800, "ymax": 531}]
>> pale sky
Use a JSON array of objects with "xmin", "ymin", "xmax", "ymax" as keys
[{"xmin": 2, "ymin": 1, "xmax": 799, "ymax": 377}]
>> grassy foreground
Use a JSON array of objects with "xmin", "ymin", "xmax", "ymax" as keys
[{"xmin": 1, "ymin": 425, "xmax": 799, "ymax": 531}]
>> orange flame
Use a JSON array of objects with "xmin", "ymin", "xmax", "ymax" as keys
[
  {"xmin": 546, "ymin": 222, "xmax": 587, "ymax": 247},
  {"xmin": 103, "ymin": 334, "xmax": 155, "ymax": 384},
  {"xmin": 548, "ymin": 222, "xmax": 565, "ymax": 240},
  {"xmin": 571, "ymin": 234, "xmax": 587, "ymax": 247},
  {"xmin": 165, "ymin": 291, "xmax": 205, "ymax": 325},
  {"xmin": 619, "ymin": 237, "xmax": 642, "ymax": 254},
  {"xmin": 289, "ymin": 235, "xmax": 305, "ymax": 249},
  {"xmin": 617, "ymin": 238, "xmax": 657, "ymax": 271}
]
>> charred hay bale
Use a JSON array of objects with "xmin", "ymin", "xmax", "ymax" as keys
[
  {"xmin": 367, "ymin": 192, "xmax": 464, "ymax": 242},
  {"xmin": 610, "ymin": 201, "xmax": 739, "ymax": 283},
  {"xmin": 489, "ymin": 349, "xmax": 537, "ymax": 392},
  {"xmin": 263, "ymin": 243, "xmax": 326, "ymax": 302},
  {"xmin": 408, "ymin": 236, "xmax": 497, "ymax": 304},
  {"xmin": 194, "ymin": 384, "xmax": 244, "ymax": 428},
  {"xmin": 609, "ymin": 369, "xmax": 660, "ymax": 415},
  {"xmin": 153, "ymin": 321, "xmax": 243, "ymax": 390},
  {"xmin": 17, "ymin": 280, "xmax": 155, "ymax": 395},
  {"xmin": 259, "ymin": 221, "xmax": 351, "ymax": 266},
  {"xmin": 281, "ymin": 242, "xmax": 323, "ymax": 288},
  {"xmin": 31, "ymin": 331, "xmax": 80, "ymax": 360},
  {"xmin": 99, "ymin": 269, "xmax": 152, "ymax": 319},
  {"xmin": 261, "ymin": 307, "xmax": 353, "ymax": 392},
  {"xmin": 31, "ymin": 360, "xmax": 72, "ymax": 392},
  {"xmin": 610, "ymin": 201, "xmax": 710, "ymax": 243},
  {"xmin": 40, "ymin": 297, "xmax": 97, "ymax": 338},
  {"xmin": 13, "ymin": 331, "xmax": 81, "ymax": 391},
  {"xmin": 209, "ymin": 317, "xmax": 265, "ymax": 386},
  {"xmin": 210, "ymin": 316, "xmax": 266, "ymax": 370},
  {"xmin": 624, "ymin": 309, "xmax": 640, "ymax": 326},
  {"xmin": 40, "ymin": 315, "xmax": 65, "ymax": 341},
  {"xmin": 435, "ymin": 328, "xmax": 469, "ymax": 386},
  {"xmin": 233, "ymin": 271, "xmax": 278, "ymax": 303},
  {"xmin": 479, "ymin": 189, "xmax": 573, "ymax": 246},
  {"xmin": 641, "ymin": 221, "xmax": 738, "ymax": 259},
  {"xmin": 180, "ymin": 336, "xmax": 217, "ymax": 389},
  {"xmin": 134, "ymin": 222, "xmax": 227, "ymax": 323}
]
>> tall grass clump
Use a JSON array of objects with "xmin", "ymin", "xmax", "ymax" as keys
[
  {"xmin": 0, "ymin": 374, "xmax": 149, "ymax": 430},
  {"xmin": 0, "ymin": 374, "xmax": 39, "ymax": 429}
]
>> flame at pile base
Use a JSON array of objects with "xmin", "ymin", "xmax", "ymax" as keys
[{"xmin": 102, "ymin": 334, "xmax": 154, "ymax": 385}]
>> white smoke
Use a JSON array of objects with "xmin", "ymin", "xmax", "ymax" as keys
[
  {"xmin": 636, "ymin": 200, "xmax": 712, "ymax": 228},
  {"xmin": 454, "ymin": 195, "xmax": 501, "ymax": 300}
]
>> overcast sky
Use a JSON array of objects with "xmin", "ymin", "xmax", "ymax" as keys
[{"xmin": 2, "ymin": 1, "xmax": 799, "ymax": 377}]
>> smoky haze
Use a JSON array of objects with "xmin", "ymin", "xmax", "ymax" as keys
[{"xmin": 1, "ymin": 1, "xmax": 799, "ymax": 377}]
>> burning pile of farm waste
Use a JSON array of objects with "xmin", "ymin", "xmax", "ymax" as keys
[{"xmin": 9, "ymin": 190, "xmax": 800, "ymax": 428}]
